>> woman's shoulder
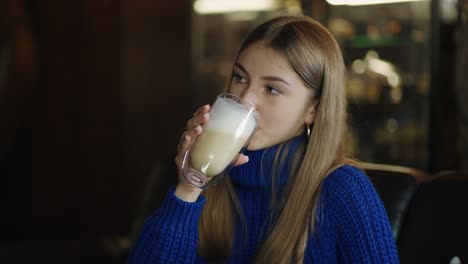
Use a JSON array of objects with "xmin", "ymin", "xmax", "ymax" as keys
[
  {"xmin": 324, "ymin": 164, "xmax": 367, "ymax": 185},
  {"xmin": 315, "ymin": 167, "xmax": 399, "ymax": 263},
  {"xmin": 318, "ymin": 164, "xmax": 388, "ymax": 228},
  {"xmin": 321, "ymin": 164, "xmax": 376, "ymax": 201}
]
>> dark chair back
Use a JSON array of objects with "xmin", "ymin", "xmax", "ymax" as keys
[{"xmin": 397, "ymin": 172, "xmax": 468, "ymax": 264}]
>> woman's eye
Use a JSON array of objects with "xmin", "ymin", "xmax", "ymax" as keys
[
  {"xmin": 265, "ymin": 85, "xmax": 280, "ymax": 95},
  {"xmin": 233, "ymin": 72, "xmax": 247, "ymax": 83}
]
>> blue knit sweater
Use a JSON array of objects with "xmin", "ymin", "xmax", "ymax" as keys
[{"xmin": 128, "ymin": 136, "xmax": 399, "ymax": 263}]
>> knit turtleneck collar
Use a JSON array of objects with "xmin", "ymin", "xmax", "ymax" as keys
[{"xmin": 229, "ymin": 134, "xmax": 307, "ymax": 189}]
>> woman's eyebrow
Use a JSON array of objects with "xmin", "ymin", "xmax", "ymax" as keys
[
  {"xmin": 235, "ymin": 62, "xmax": 291, "ymax": 87},
  {"xmin": 261, "ymin": 76, "xmax": 290, "ymax": 86},
  {"xmin": 234, "ymin": 62, "xmax": 248, "ymax": 74}
]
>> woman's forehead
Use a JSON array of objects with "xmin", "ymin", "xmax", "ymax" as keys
[{"xmin": 237, "ymin": 43, "xmax": 292, "ymax": 75}]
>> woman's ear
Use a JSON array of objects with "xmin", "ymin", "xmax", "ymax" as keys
[{"xmin": 304, "ymin": 101, "xmax": 318, "ymax": 125}]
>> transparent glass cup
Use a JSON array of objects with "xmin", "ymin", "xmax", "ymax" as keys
[{"xmin": 181, "ymin": 93, "xmax": 258, "ymax": 189}]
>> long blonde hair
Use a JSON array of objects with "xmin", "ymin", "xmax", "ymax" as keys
[{"xmin": 199, "ymin": 16, "xmax": 349, "ymax": 263}]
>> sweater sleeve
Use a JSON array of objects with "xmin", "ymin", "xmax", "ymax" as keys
[
  {"xmin": 323, "ymin": 165, "xmax": 399, "ymax": 264},
  {"xmin": 127, "ymin": 187, "xmax": 206, "ymax": 264}
]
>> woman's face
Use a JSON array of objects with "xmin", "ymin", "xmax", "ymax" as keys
[{"xmin": 229, "ymin": 42, "xmax": 317, "ymax": 150}]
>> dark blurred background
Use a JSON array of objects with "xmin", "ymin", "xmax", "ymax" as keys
[{"xmin": 0, "ymin": 0, "xmax": 466, "ymax": 263}]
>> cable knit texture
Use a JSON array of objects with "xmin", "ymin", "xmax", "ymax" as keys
[{"xmin": 128, "ymin": 135, "xmax": 399, "ymax": 263}]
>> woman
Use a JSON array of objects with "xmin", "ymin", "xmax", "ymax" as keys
[{"xmin": 128, "ymin": 16, "xmax": 399, "ymax": 263}]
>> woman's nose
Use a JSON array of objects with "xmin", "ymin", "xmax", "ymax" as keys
[{"xmin": 240, "ymin": 87, "xmax": 257, "ymax": 108}]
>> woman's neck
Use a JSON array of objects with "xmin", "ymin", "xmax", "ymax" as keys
[{"xmin": 229, "ymin": 134, "xmax": 307, "ymax": 189}]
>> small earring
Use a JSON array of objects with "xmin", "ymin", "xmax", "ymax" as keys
[{"xmin": 306, "ymin": 124, "xmax": 311, "ymax": 137}]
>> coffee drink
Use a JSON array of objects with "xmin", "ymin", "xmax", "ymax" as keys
[{"xmin": 190, "ymin": 96, "xmax": 257, "ymax": 177}]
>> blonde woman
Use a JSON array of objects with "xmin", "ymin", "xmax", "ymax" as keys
[{"xmin": 128, "ymin": 16, "xmax": 399, "ymax": 263}]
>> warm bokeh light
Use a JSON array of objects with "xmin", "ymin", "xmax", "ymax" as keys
[
  {"xmin": 193, "ymin": 0, "xmax": 278, "ymax": 14},
  {"xmin": 326, "ymin": 0, "xmax": 428, "ymax": 6}
]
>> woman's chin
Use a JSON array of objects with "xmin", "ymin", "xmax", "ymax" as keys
[
  {"xmin": 246, "ymin": 143, "xmax": 258, "ymax": 151},
  {"xmin": 246, "ymin": 145, "xmax": 257, "ymax": 151},
  {"xmin": 246, "ymin": 139, "xmax": 261, "ymax": 151},
  {"xmin": 245, "ymin": 132, "xmax": 274, "ymax": 151},
  {"xmin": 246, "ymin": 138, "xmax": 269, "ymax": 151}
]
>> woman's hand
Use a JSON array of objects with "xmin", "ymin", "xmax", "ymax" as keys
[
  {"xmin": 174, "ymin": 104, "xmax": 249, "ymax": 202},
  {"xmin": 174, "ymin": 105, "xmax": 210, "ymax": 202}
]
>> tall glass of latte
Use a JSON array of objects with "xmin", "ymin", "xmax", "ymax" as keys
[{"xmin": 181, "ymin": 93, "xmax": 257, "ymax": 189}]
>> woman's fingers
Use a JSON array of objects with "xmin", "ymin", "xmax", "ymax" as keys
[
  {"xmin": 186, "ymin": 105, "xmax": 210, "ymax": 130},
  {"xmin": 190, "ymin": 125, "xmax": 203, "ymax": 137},
  {"xmin": 193, "ymin": 104, "xmax": 210, "ymax": 117},
  {"xmin": 233, "ymin": 154, "xmax": 249, "ymax": 167},
  {"xmin": 186, "ymin": 112, "xmax": 209, "ymax": 130},
  {"xmin": 176, "ymin": 104, "xmax": 211, "ymax": 169},
  {"xmin": 181, "ymin": 134, "xmax": 191, "ymax": 152},
  {"xmin": 178, "ymin": 127, "xmax": 199, "ymax": 152}
]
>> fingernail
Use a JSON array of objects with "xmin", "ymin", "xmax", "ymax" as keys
[
  {"xmin": 245, "ymin": 156, "xmax": 249, "ymax": 162},
  {"xmin": 203, "ymin": 113, "xmax": 209, "ymax": 119},
  {"xmin": 195, "ymin": 126, "xmax": 202, "ymax": 132}
]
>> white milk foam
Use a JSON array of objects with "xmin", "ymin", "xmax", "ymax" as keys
[{"xmin": 204, "ymin": 97, "xmax": 257, "ymax": 137}]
